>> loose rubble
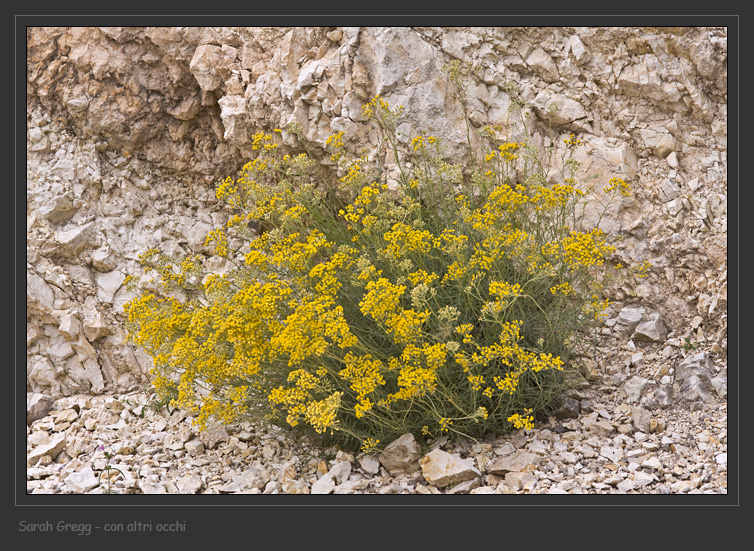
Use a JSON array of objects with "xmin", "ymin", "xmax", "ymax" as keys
[{"xmin": 27, "ymin": 339, "xmax": 727, "ymax": 495}]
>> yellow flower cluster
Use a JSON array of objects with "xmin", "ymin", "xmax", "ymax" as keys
[
  {"xmin": 123, "ymin": 293, "xmax": 178, "ymax": 352},
  {"xmin": 360, "ymin": 438, "xmax": 380, "ymax": 453},
  {"xmin": 270, "ymin": 230, "xmax": 329, "ymax": 272},
  {"xmin": 205, "ymin": 228, "xmax": 229, "ymax": 257},
  {"xmin": 308, "ymin": 251, "xmax": 354, "ymax": 296},
  {"xmin": 383, "ymin": 222, "xmax": 434, "ymax": 258},
  {"xmin": 340, "ymin": 182, "xmax": 383, "ymax": 226},
  {"xmin": 484, "ymin": 142, "xmax": 520, "ymax": 163},
  {"xmin": 442, "ymin": 261, "xmax": 467, "ymax": 283},
  {"xmin": 305, "ymin": 392, "xmax": 343, "ymax": 434},
  {"xmin": 433, "ymin": 228, "xmax": 468, "ymax": 256},
  {"xmin": 269, "ymin": 369, "xmax": 332, "ymax": 429},
  {"xmin": 467, "ymin": 374, "xmax": 485, "ymax": 391},
  {"xmin": 603, "ymin": 177, "xmax": 631, "ymax": 197},
  {"xmin": 272, "ymin": 296, "xmax": 357, "ymax": 366},
  {"xmin": 549, "ymin": 282, "xmax": 574, "ymax": 296},
  {"xmin": 389, "ymin": 307, "xmax": 430, "ymax": 345},
  {"xmin": 507, "ymin": 410, "xmax": 535, "ymax": 430},
  {"xmin": 452, "ymin": 320, "xmax": 564, "ymax": 399},
  {"xmin": 339, "ymin": 353, "xmax": 386, "ymax": 418},
  {"xmin": 471, "ymin": 185, "xmax": 529, "ymax": 229},
  {"xmin": 376, "ymin": 343, "xmax": 447, "ymax": 406},
  {"xmin": 635, "ymin": 259, "xmax": 652, "ymax": 278},
  {"xmin": 339, "ymin": 162, "xmax": 365, "ymax": 186},
  {"xmin": 559, "ymin": 229, "xmax": 616, "ymax": 270},
  {"xmin": 498, "ymin": 141, "xmax": 520, "ymax": 162},
  {"xmin": 215, "ymin": 176, "xmax": 237, "ymax": 202},
  {"xmin": 455, "ymin": 323, "xmax": 474, "ymax": 339},
  {"xmin": 564, "ymin": 133, "xmax": 583, "ymax": 147},
  {"xmin": 359, "ymin": 277, "xmax": 403, "ymax": 320},
  {"xmin": 407, "ymin": 269, "xmax": 439, "ymax": 286},
  {"xmin": 359, "ymin": 278, "xmax": 429, "ymax": 345},
  {"xmin": 411, "ymin": 135, "xmax": 438, "ymax": 152},
  {"xmin": 251, "ymin": 131, "xmax": 278, "ymax": 151},
  {"xmin": 361, "ymin": 94, "xmax": 404, "ymax": 120},
  {"xmin": 195, "ymin": 386, "xmax": 251, "ymax": 429},
  {"xmin": 489, "ymin": 280, "xmax": 523, "ymax": 298},
  {"xmin": 326, "ymin": 131, "xmax": 344, "ymax": 148},
  {"xmin": 283, "ymin": 204, "xmax": 307, "ymax": 223},
  {"xmin": 326, "ymin": 131, "xmax": 345, "ymax": 161},
  {"xmin": 467, "ymin": 229, "xmax": 532, "ymax": 275},
  {"xmin": 583, "ymin": 295, "xmax": 611, "ymax": 320},
  {"xmin": 531, "ymin": 183, "xmax": 586, "ymax": 211}
]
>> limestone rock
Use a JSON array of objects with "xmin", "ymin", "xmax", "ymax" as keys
[
  {"xmin": 167, "ymin": 95, "xmax": 202, "ymax": 121},
  {"xmin": 631, "ymin": 406, "xmax": 652, "ymax": 433},
  {"xmin": 378, "ymin": 433, "xmax": 423, "ymax": 475},
  {"xmin": 419, "ymin": 449, "xmax": 481, "ymax": 488},
  {"xmin": 198, "ymin": 422, "xmax": 229, "ymax": 450},
  {"xmin": 568, "ymin": 35, "xmax": 588, "ymax": 63},
  {"xmin": 675, "ymin": 352, "xmax": 713, "ymax": 382},
  {"xmin": 504, "ymin": 471, "xmax": 537, "ymax": 491},
  {"xmin": 615, "ymin": 305, "xmax": 645, "ymax": 336},
  {"xmin": 184, "ymin": 439, "xmax": 205, "ymax": 455},
  {"xmin": 581, "ymin": 414, "xmax": 615, "ymax": 437},
  {"xmin": 82, "ymin": 307, "xmax": 110, "ymax": 341},
  {"xmin": 94, "ymin": 270, "xmax": 125, "ymax": 304},
  {"xmin": 190, "ymin": 44, "xmax": 231, "ymax": 91},
  {"xmin": 55, "ymin": 223, "xmax": 95, "ymax": 258},
  {"xmin": 219, "ymin": 465, "xmax": 270, "ymax": 493},
  {"xmin": 358, "ymin": 454, "xmax": 381, "ymax": 475},
  {"xmin": 311, "ymin": 472, "xmax": 336, "ymax": 494},
  {"xmin": 282, "ymin": 479, "xmax": 310, "ymax": 494},
  {"xmin": 633, "ymin": 313, "xmax": 668, "ymax": 342},
  {"xmin": 39, "ymin": 190, "xmax": 79, "ymax": 225},
  {"xmin": 552, "ymin": 396, "xmax": 581, "ymax": 419},
  {"xmin": 526, "ymin": 48, "xmax": 559, "ymax": 82},
  {"xmin": 532, "ymin": 91, "xmax": 587, "ymax": 128},
  {"xmin": 27, "ymin": 272, "xmax": 56, "ymax": 315},
  {"xmin": 333, "ymin": 478, "xmax": 370, "ymax": 494},
  {"xmin": 28, "ymin": 432, "xmax": 67, "ymax": 465},
  {"xmin": 176, "ymin": 474, "xmax": 205, "ymax": 494},
  {"xmin": 445, "ymin": 478, "xmax": 482, "ymax": 494},
  {"xmin": 677, "ymin": 372, "xmax": 716, "ymax": 408},
  {"xmin": 658, "ymin": 178, "xmax": 681, "ymax": 202},
  {"xmin": 617, "ymin": 60, "xmax": 685, "ymax": 111},
  {"xmin": 27, "ymin": 393, "xmax": 54, "ymax": 425},
  {"xmin": 328, "ymin": 460, "xmax": 352, "ymax": 484},
  {"xmin": 711, "ymin": 369, "xmax": 727, "ymax": 398},
  {"xmin": 640, "ymin": 127, "xmax": 678, "ymax": 158},
  {"xmin": 623, "ymin": 376, "xmax": 654, "ymax": 403},
  {"xmin": 487, "ymin": 450, "xmax": 542, "ymax": 475},
  {"xmin": 218, "ymin": 94, "xmax": 250, "ymax": 144},
  {"xmin": 326, "ymin": 29, "xmax": 343, "ymax": 43},
  {"xmin": 139, "ymin": 480, "xmax": 169, "ymax": 494},
  {"xmin": 64, "ymin": 466, "xmax": 100, "ymax": 493}
]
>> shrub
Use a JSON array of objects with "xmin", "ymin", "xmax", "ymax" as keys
[{"xmin": 124, "ymin": 83, "xmax": 638, "ymax": 454}]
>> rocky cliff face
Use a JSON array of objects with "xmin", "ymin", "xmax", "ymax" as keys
[{"xmin": 26, "ymin": 26, "xmax": 728, "ymax": 398}]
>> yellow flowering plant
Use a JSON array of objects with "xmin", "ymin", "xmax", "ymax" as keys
[{"xmin": 124, "ymin": 89, "xmax": 640, "ymax": 454}]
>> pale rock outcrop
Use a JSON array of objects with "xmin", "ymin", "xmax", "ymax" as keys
[{"xmin": 26, "ymin": 26, "xmax": 728, "ymax": 398}]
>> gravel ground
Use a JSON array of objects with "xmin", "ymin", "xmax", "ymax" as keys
[{"xmin": 26, "ymin": 335, "xmax": 728, "ymax": 496}]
